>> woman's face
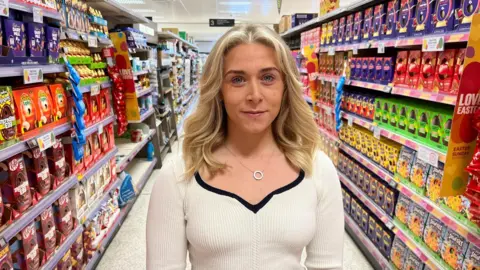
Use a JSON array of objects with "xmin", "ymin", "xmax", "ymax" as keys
[{"xmin": 221, "ymin": 43, "xmax": 284, "ymax": 134}]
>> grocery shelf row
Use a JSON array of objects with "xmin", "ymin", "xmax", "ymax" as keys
[{"xmin": 116, "ymin": 129, "xmax": 157, "ymax": 172}]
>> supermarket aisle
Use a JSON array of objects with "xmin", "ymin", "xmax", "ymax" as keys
[{"xmin": 98, "ymin": 140, "xmax": 373, "ymax": 270}]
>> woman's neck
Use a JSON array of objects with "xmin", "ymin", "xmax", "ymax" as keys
[{"xmin": 225, "ymin": 125, "xmax": 279, "ymax": 157}]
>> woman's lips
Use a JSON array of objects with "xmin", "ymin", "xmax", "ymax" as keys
[{"xmin": 242, "ymin": 111, "xmax": 266, "ymax": 118}]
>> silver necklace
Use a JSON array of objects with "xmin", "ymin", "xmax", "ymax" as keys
[{"xmin": 225, "ymin": 145, "xmax": 275, "ymax": 181}]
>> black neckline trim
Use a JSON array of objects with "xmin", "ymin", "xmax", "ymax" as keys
[{"xmin": 194, "ymin": 170, "xmax": 305, "ymax": 214}]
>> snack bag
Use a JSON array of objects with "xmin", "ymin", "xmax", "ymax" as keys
[
  {"xmin": 441, "ymin": 229, "xmax": 469, "ymax": 270},
  {"xmin": 391, "ymin": 236, "xmax": 408, "ymax": 269},
  {"xmin": 423, "ymin": 214, "xmax": 447, "ymax": 254},
  {"xmin": 395, "ymin": 194, "xmax": 412, "ymax": 224}
]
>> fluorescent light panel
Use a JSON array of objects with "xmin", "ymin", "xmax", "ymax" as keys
[
  {"xmin": 114, "ymin": 0, "xmax": 146, "ymax": 4},
  {"xmin": 218, "ymin": 1, "xmax": 251, "ymax": 5}
]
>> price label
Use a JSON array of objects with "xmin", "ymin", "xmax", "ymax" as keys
[
  {"xmin": 36, "ymin": 132, "xmax": 55, "ymax": 151},
  {"xmin": 422, "ymin": 36, "xmax": 444, "ymax": 52},
  {"xmin": 90, "ymin": 84, "xmax": 100, "ymax": 96},
  {"xmin": 352, "ymin": 45, "xmax": 358, "ymax": 55},
  {"xmin": 373, "ymin": 126, "xmax": 381, "ymax": 139},
  {"xmin": 33, "ymin": 7, "xmax": 43, "ymax": 23},
  {"xmin": 383, "ymin": 85, "xmax": 392, "ymax": 93},
  {"xmin": 23, "ymin": 68, "xmax": 44, "ymax": 84},
  {"xmin": 88, "ymin": 35, "xmax": 98, "ymax": 48},
  {"xmin": 325, "ymin": 106, "xmax": 333, "ymax": 115},
  {"xmin": 347, "ymin": 115, "xmax": 353, "ymax": 126},
  {"xmin": 0, "ymin": 0, "xmax": 9, "ymax": 17},
  {"xmin": 80, "ymin": 33, "xmax": 88, "ymax": 41},
  {"xmin": 328, "ymin": 46, "xmax": 335, "ymax": 56},
  {"xmin": 417, "ymin": 146, "xmax": 439, "ymax": 167},
  {"xmin": 377, "ymin": 42, "xmax": 385, "ymax": 54},
  {"xmin": 98, "ymin": 123, "xmax": 104, "ymax": 134}
]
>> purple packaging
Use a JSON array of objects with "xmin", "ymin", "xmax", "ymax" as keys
[
  {"xmin": 27, "ymin": 22, "xmax": 44, "ymax": 57},
  {"xmin": 332, "ymin": 19, "xmax": 339, "ymax": 45},
  {"xmin": 291, "ymin": 13, "xmax": 317, "ymax": 28},
  {"xmin": 385, "ymin": 0, "xmax": 400, "ymax": 38},
  {"xmin": 383, "ymin": 57, "xmax": 395, "ymax": 84},
  {"xmin": 413, "ymin": 0, "xmax": 434, "ymax": 36},
  {"xmin": 373, "ymin": 4, "xmax": 387, "ymax": 39},
  {"xmin": 456, "ymin": 0, "xmax": 480, "ymax": 31},
  {"xmin": 397, "ymin": 0, "xmax": 417, "ymax": 37},
  {"xmin": 363, "ymin": 7, "xmax": 374, "ymax": 40},
  {"xmin": 355, "ymin": 58, "xmax": 363, "ymax": 80},
  {"xmin": 432, "ymin": 0, "xmax": 457, "ymax": 33},
  {"xmin": 45, "ymin": 26, "xmax": 59, "ymax": 63},
  {"xmin": 124, "ymin": 31, "xmax": 137, "ymax": 48},
  {"xmin": 338, "ymin": 17, "xmax": 346, "ymax": 44},
  {"xmin": 362, "ymin": 58, "xmax": 369, "ymax": 81},
  {"xmin": 368, "ymin": 57, "xmax": 376, "ymax": 82},
  {"xmin": 375, "ymin": 57, "xmax": 384, "ymax": 83},
  {"xmin": 345, "ymin": 14, "xmax": 354, "ymax": 43},
  {"xmin": 350, "ymin": 58, "xmax": 357, "ymax": 79},
  {"xmin": 4, "ymin": 19, "xmax": 26, "ymax": 57},
  {"xmin": 353, "ymin": 11, "xmax": 364, "ymax": 43}
]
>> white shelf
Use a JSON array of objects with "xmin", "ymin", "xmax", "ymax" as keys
[
  {"xmin": 136, "ymin": 87, "xmax": 153, "ymax": 98},
  {"xmin": 127, "ymin": 108, "xmax": 155, "ymax": 124},
  {"xmin": 0, "ymin": 64, "xmax": 65, "ymax": 78},
  {"xmin": 133, "ymin": 70, "xmax": 149, "ymax": 77},
  {"xmin": 158, "ymin": 31, "xmax": 199, "ymax": 50},
  {"xmin": 124, "ymin": 158, "xmax": 158, "ymax": 192},
  {"xmin": 116, "ymin": 129, "xmax": 156, "ymax": 172}
]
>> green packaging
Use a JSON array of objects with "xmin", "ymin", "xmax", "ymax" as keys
[
  {"xmin": 417, "ymin": 106, "xmax": 431, "ymax": 144},
  {"xmin": 374, "ymin": 97, "xmax": 383, "ymax": 125},
  {"xmin": 406, "ymin": 104, "xmax": 420, "ymax": 139},
  {"xmin": 441, "ymin": 111, "xmax": 453, "ymax": 152},
  {"xmin": 389, "ymin": 100, "xmax": 400, "ymax": 131},
  {"xmin": 428, "ymin": 108, "xmax": 453, "ymax": 152},
  {"xmin": 381, "ymin": 99, "xmax": 390, "ymax": 126},
  {"xmin": 397, "ymin": 102, "xmax": 409, "ymax": 136}
]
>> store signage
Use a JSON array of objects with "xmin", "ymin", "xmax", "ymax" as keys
[
  {"xmin": 0, "ymin": 0, "xmax": 8, "ymax": 17},
  {"xmin": 417, "ymin": 146, "xmax": 439, "ymax": 167},
  {"xmin": 23, "ymin": 68, "xmax": 43, "ymax": 84},
  {"xmin": 209, "ymin": 19, "xmax": 235, "ymax": 27},
  {"xmin": 36, "ymin": 132, "xmax": 55, "ymax": 152},
  {"xmin": 88, "ymin": 35, "xmax": 98, "ymax": 48},
  {"xmin": 90, "ymin": 84, "xmax": 100, "ymax": 96},
  {"xmin": 377, "ymin": 42, "xmax": 385, "ymax": 54},
  {"xmin": 422, "ymin": 36, "xmax": 444, "ymax": 52},
  {"xmin": 441, "ymin": 14, "xmax": 480, "ymax": 196},
  {"xmin": 33, "ymin": 7, "xmax": 43, "ymax": 23},
  {"xmin": 139, "ymin": 24, "xmax": 154, "ymax": 36}
]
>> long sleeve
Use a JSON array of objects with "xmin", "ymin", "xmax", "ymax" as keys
[
  {"xmin": 305, "ymin": 151, "xmax": 345, "ymax": 270},
  {"xmin": 146, "ymin": 159, "xmax": 187, "ymax": 270}
]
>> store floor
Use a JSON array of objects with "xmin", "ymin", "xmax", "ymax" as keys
[{"xmin": 97, "ymin": 140, "xmax": 374, "ymax": 270}]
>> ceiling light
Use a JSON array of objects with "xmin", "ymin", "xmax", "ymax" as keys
[
  {"xmin": 218, "ymin": 1, "xmax": 251, "ymax": 5},
  {"xmin": 114, "ymin": 0, "xmax": 146, "ymax": 4},
  {"xmin": 132, "ymin": 9, "xmax": 158, "ymax": 13}
]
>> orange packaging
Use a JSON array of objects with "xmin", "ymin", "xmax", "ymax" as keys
[
  {"xmin": 33, "ymin": 86, "xmax": 54, "ymax": 127},
  {"xmin": 48, "ymin": 84, "xmax": 68, "ymax": 121},
  {"xmin": 99, "ymin": 88, "xmax": 111, "ymax": 119},
  {"xmin": 12, "ymin": 88, "xmax": 38, "ymax": 136}
]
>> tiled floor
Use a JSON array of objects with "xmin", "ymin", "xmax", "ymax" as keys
[{"xmin": 97, "ymin": 140, "xmax": 374, "ymax": 270}]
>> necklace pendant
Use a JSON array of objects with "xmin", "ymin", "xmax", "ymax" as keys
[{"xmin": 253, "ymin": 171, "xmax": 264, "ymax": 181}]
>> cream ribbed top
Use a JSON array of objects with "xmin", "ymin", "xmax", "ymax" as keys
[{"xmin": 146, "ymin": 151, "xmax": 344, "ymax": 270}]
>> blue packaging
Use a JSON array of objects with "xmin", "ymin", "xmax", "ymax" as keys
[
  {"xmin": 397, "ymin": 0, "xmax": 417, "ymax": 37},
  {"xmin": 353, "ymin": 11, "xmax": 364, "ymax": 43},
  {"xmin": 413, "ymin": 0, "xmax": 435, "ymax": 36},
  {"xmin": 338, "ymin": 17, "xmax": 346, "ymax": 44},
  {"xmin": 345, "ymin": 14, "xmax": 354, "ymax": 44},
  {"xmin": 368, "ymin": 57, "xmax": 376, "ymax": 82},
  {"xmin": 384, "ymin": 0, "xmax": 400, "ymax": 38},
  {"xmin": 350, "ymin": 58, "xmax": 357, "ymax": 80},
  {"xmin": 373, "ymin": 4, "xmax": 387, "ymax": 39},
  {"xmin": 332, "ymin": 19, "xmax": 339, "ymax": 45},
  {"xmin": 432, "ymin": 0, "xmax": 457, "ymax": 33},
  {"xmin": 363, "ymin": 7, "xmax": 374, "ymax": 40},
  {"xmin": 456, "ymin": 0, "xmax": 480, "ymax": 31},
  {"xmin": 356, "ymin": 58, "xmax": 363, "ymax": 80},
  {"xmin": 375, "ymin": 57, "xmax": 385, "ymax": 83},
  {"xmin": 26, "ymin": 22, "xmax": 45, "ymax": 57},
  {"xmin": 362, "ymin": 58, "xmax": 369, "ymax": 81},
  {"xmin": 383, "ymin": 57, "xmax": 395, "ymax": 84},
  {"xmin": 291, "ymin": 13, "xmax": 317, "ymax": 28}
]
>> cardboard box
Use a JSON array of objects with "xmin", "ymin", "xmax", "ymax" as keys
[
  {"xmin": 397, "ymin": 0, "xmax": 416, "ymax": 37},
  {"xmin": 394, "ymin": 51, "xmax": 409, "ymax": 86},
  {"xmin": 363, "ymin": 7, "xmax": 374, "ymax": 40},
  {"xmin": 373, "ymin": 4, "xmax": 387, "ymax": 39},
  {"xmin": 432, "ymin": 0, "xmax": 457, "ymax": 33},
  {"xmin": 353, "ymin": 11, "xmax": 364, "ymax": 43},
  {"xmin": 407, "ymin": 50, "xmax": 422, "ymax": 88},
  {"xmin": 418, "ymin": 52, "xmax": 438, "ymax": 91},
  {"xmin": 385, "ymin": 0, "xmax": 400, "ymax": 38},
  {"xmin": 413, "ymin": 0, "xmax": 434, "ymax": 36},
  {"xmin": 345, "ymin": 14, "xmax": 354, "ymax": 43}
]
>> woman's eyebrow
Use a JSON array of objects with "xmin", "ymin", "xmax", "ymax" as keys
[{"xmin": 224, "ymin": 67, "xmax": 280, "ymax": 77}]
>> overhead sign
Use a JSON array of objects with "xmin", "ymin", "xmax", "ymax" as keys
[{"xmin": 209, "ymin": 19, "xmax": 234, "ymax": 27}]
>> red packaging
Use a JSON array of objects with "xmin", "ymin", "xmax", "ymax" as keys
[
  {"xmin": 418, "ymin": 52, "xmax": 438, "ymax": 91},
  {"xmin": 64, "ymin": 144, "xmax": 84, "ymax": 176},
  {"xmin": 0, "ymin": 155, "xmax": 32, "ymax": 213},
  {"xmin": 435, "ymin": 49, "xmax": 455, "ymax": 93},
  {"xmin": 33, "ymin": 86, "xmax": 54, "ymax": 127},
  {"xmin": 48, "ymin": 84, "xmax": 68, "ymax": 121},
  {"xmin": 21, "ymin": 222, "xmax": 40, "ymax": 270},
  {"xmin": 12, "ymin": 88, "xmax": 38, "ymax": 136},
  {"xmin": 92, "ymin": 132, "xmax": 101, "ymax": 162},
  {"xmin": 70, "ymin": 234, "xmax": 84, "ymax": 269},
  {"xmin": 56, "ymin": 251, "xmax": 72, "ymax": 270},
  {"xmin": 88, "ymin": 94, "xmax": 100, "ymax": 124},
  {"xmin": 82, "ymin": 96, "xmax": 91, "ymax": 127},
  {"xmin": 393, "ymin": 51, "xmax": 409, "ymax": 86},
  {"xmin": 100, "ymin": 125, "xmax": 110, "ymax": 153},
  {"xmin": 99, "ymin": 89, "xmax": 111, "ymax": 119},
  {"xmin": 451, "ymin": 48, "xmax": 465, "ymax": 95},
  {"xmin": 24, "ymin": 148, "xmax": 51, "ymax": 197},
  {"xmin": 54, "ymin": 193, "xmax": 73, "ymax": 237},
  {"xmin": 110, "ymin": 158, "xmax": 117, "ymax": 183},
  {"xmin": 83, "ymin": 135, "xmax": 93, "ymax": 169},
  {"xmin": 0, "ymin": 245, "xmax": 13, "ymax": 270},
  {"xmin": 37, "ymin": 206, "xmax": 56, "ymax": 260},
  {"xmin": 46, "ymin": 139, "xmax": 69, "ymax": 189},
  {"xmin": 406, "ymin": 50, "xmax": 421, "ymax": 88}
]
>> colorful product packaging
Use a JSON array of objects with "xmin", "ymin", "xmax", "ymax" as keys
[
  {"xmin": 456, "ymin": 0, "xmax": 480, "ymax": 31},
  {"xmin": 12, "ymin": 88, "xmax": 38, "ymax": 136},
  {"xmin": 432, "ymin": 0, "xmax": 457, "ymax": 33},
  {"xmin": 372, "ymin": 4, "xmax": 387, "ymax": 39},
  {"xmin": 407, "ymin": 50, "xmax": 422, "ymax": 88},
  {"xmin": 441, "ymin": 229, "xmax": 469, "ymax": 269},
  {"xmin": 383, "ymin": 57, "xmax": 395, "ymax": 84},
  {"xmin": 434, "ymin": 49, "xmax": 455, "ymax": 93},
  {"xmin": 397, "ymin": 0, "xmax": 416, "ymax": 37},
  {"xmin": 395, "ymin": 194, "xmax": 413, "ymax": 224},
  {"xmin": 353, "ymin": 11, "xmax": 364, "ymax": 43},
  {"xmin": 385, "ymin": 0, "xmax": 400, "ymax": 38},
  {"xmin": 404, "ymin": 250, "xmax": 424, "ymax": 269},
  {"xmin": 345, "ymin": 14, "xmax": 354, "ymax": 43},
  {"xmin": 418, "ymin": 52, "xmax": 438, "ymax": 91},
  {"xmin": 48, "ymin": 84, "xmax": 67, "ymax": 121},
  {"xmin": 394, "ymin": 51, "xmax": 409, "ymax": 86},
  {"xmin": 451, "ymin": 48, "xmax": 465, "ymax": 95},
  {"xmin": 26, "ymin": 22, "xmax": 45, "ymax": 58},
  {"xmin": 4, "ymin": 19, "xmax": 26, "ymax": 57},
  {"xmin": 362, "ymin": 7, "xmax": 374, "ymax": 40},
  {"xmin": 423, "ymin": 214, "xmax": 447, "ymax": 254},
  {"xmin": 462, "ymin": 244, "xmax": 480, "ymax": 270},
  {"xmin": 0, "ymin": 86, "xmax": 16, "ymax": 143},
  {"xmin": 407, "ymin": 204, "xmax": 429, "ymax": 237},
  {"xmin": 391, "ymin": 236, "xmax": 408, "ymax": 269},
  {"xmin": 413, "ymin": 0, "xmax": 434, "ymax": 36},
  {"xmin": 337, "ymin": 17, "xmax": 346, "ymax": 44},
  {"xmin": 34, "ymin": 86, "xmax": 54, "ymax": 127},
  {"xmin": 45, "ymin": 26, "xmax": 60, "ymax": 63}
]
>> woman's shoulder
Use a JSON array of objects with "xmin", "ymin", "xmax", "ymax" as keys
[
  {"xmin": 153, "ymin": 154, "xmax": 190, "ymax": 194},
  {"xmin": 312, "ymin": 149, "xmax": 337, "ymax": 175},
  {"xmin": 310, "ymin": 149, "xmax": 340, "ymax": 199}
]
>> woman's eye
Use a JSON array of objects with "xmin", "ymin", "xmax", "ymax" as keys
[
  {"xmin": 231, "ymin": 77, "xmax": 245, "ymax": 85},
  {"xmin": 262, "ymin": 74, "xmax": 275, "ymax": 83}
]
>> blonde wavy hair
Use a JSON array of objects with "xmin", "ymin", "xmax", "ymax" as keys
[{"xmin": 182, "ymin": 24, "xmax": 319, "ymax": 179}]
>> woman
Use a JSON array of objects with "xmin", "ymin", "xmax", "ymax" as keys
[{"xmin": 147, "ymin": 24, "xmax": 344, "ymax": 270}]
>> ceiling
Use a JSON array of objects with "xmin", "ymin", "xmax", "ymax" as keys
[{"xmin": 115, "ymin": 0, "xmax": 329, "ymax": 41}]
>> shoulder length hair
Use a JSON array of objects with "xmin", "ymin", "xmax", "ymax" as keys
[{"xmin": 182, "ymin": 24, "xmax": 319, "ymax": 179}]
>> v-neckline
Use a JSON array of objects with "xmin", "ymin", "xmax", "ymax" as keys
[{"xmin": 194, "ymin": 170, "xmax": 305, "ymax": 214}]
